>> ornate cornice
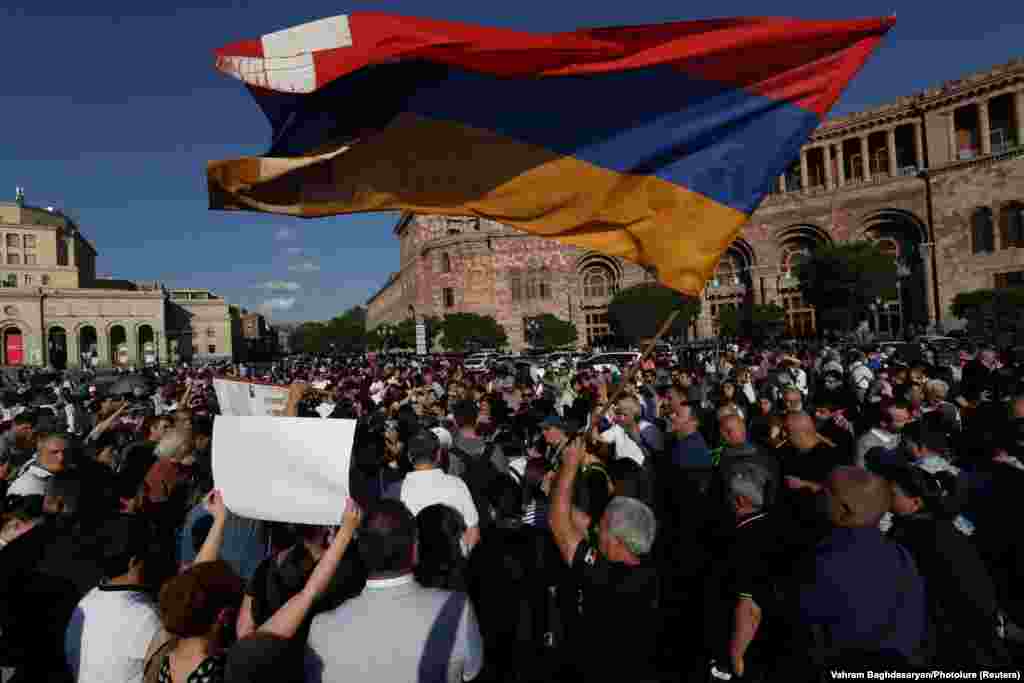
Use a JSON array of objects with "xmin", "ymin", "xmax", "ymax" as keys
[{"xmin": 810, "ymin": 58, "xmax": 1024, "ymax": 141}]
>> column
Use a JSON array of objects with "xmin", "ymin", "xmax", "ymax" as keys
[
  {"xmin": 1015, "ymin": 90, "xmax": 1024, "ymax": 149},
  {"xmin": 66, "ymin": 330, "xmax": 79, "ymax": 369},
  {"xmin": 979, "ymin": 99, "xmax": 992, "ymax": 156},
  {"xmin": 887, "ymin": 128, "xmax": 898, "ymax": 177},
  {"xmin": 860, "ymin": 136, "xmax": 871, "ymax": 182},
  {"xmin": 799, "ymin": 150, "xmax": 810, "ymax": 191},
  {"xmin": 824, "ymin": 147, "xmax": 835, "ymax": 190},
  {"xmin": 835, "ymin": 143, "xmax": 846, "ymax": 186},
  {"xmin": 912, "ymin": 121, "xmax": 924, "ymax": 170},
  {"xmin": 126, "ymin": 326, "xmax": 138, "ymax": 366},
  {"xmin": 948, "ymin": 111, "xmax": 959, "ymax": 162}
]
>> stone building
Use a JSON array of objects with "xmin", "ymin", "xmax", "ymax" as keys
[
  {"xmin": 0, "ymin": 198, "xmax": 242, "ymax": 367},
  {"xmin": 166, "ymin": 289, "xmax": 239, "ymax": 365},
  {"xmin": 366, "ymin": 58, "xmax": 1024, "ymax": 349}
]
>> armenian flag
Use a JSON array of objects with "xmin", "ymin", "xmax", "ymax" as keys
[{"xmin": 207, "ymin": 13, "xmax": 894, "ymax": 295}]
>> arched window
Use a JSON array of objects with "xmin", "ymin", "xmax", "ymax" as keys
[
  {"xmin": 1000, "ymin": 202, "xmax": 1024, "ymax": 249},
  {"xmin": 583, "ymin": 266, "xmax": 615, "ymax": 299},
  {"xmin": 712, "ymin": 254, "xmax": 743, "ymax": 287},
  {"xmin": 972, "ymin": 207, "xmax": 995, "ymax": 254},
  {"xmin": 781, "ymin": 247, "xmax": 809, "ymax": 276},
  {"xmin": 535, "ymin": 267, "xmax": 552, "ymax": 300},
  {"xmin": 876, "ymin": 238, "xmax": 900, "ymax": 259}
]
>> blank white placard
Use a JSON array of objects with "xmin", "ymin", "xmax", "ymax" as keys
[{"xmin": 213, "ymin": 416, "xmax": 355, "ymax": 525}]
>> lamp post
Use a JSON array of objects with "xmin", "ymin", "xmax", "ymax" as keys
[{"xmin": 913, "ymin": 102, "xmax": 944, "ymax": 334}]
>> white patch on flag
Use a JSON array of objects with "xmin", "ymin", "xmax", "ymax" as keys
[
  {"xmin": 261, "ymin": 15, "xmax": 352, "ymax": 59},
  {"xmin": 218, "ymin": 54, "xmax": 317, "ymax": 93}
]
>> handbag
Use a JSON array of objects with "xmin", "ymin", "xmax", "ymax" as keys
[{"xmin": 142, "ymin": 629, "xmax": 177, "ymax": 683}]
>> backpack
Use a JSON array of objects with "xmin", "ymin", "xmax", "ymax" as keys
[{"xmin": 455, "ymin": 443, "xmax": 501, "ymax": 530}]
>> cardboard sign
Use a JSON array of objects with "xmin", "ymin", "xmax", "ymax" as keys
[
  {"xmin": 212, "ymin": 416, "xmax": 355, "ymax": 524},
  {"xmin": 213, "ymin": 378, "xmax": 289, "ymax": 417}
]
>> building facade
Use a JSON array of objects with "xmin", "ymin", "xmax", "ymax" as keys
[
  {"xmin": 0, "ymin": 199, "xmax": 243, "ymax": 367},
  {"xmin": 166, "ymin": 289, "xmax": 239, "ymax": 365},
  {"xmin": 366, "ymin": 58, "xmax": 1024, "ymax": 349}
]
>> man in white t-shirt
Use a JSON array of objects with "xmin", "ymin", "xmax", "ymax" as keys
[
  {"xmin": 65, "ymin": 516, "xmax": 167, "ymax": 683},
  {"xmin": 386, "ymin": 430, "xmax": 480, "ymax": 549},
  {"xmin": 305, "ymin": 499, "xmax": 483, "ymax": 683}
]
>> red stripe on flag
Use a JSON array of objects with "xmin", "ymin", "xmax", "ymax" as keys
[
  {"xmin": 216, "ymin": 12, "xmax": 893, "ymax": 115},
  {"xmin": 214, "ymin": 38, "xmax": 264, "ymax": 59}
]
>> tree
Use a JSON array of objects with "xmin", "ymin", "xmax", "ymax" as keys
[
  {"xmin": 718, "ymin": 303, "xmax": 786, "ymax": 340},
  {"xmin": 608, "ymin": 283, "xmax": 702, "ymax": 344},
  {"xmin": 952, "ymin": 288, "xmax": 1024, "ymax": 344},
  {"xmin": 527, "ymin": 313, "xmax": 578, "ymax": 349},
  {"xmin": 290, "ymin": 321, "xmax": 328, "ymax": 354},
  {"xmin": 438, "ymin": 313, "xmax": 508, "ymax": 351},
  {"xmin": 323, "ymin": 306, "xmax": 368, "ymax": 352},
  {"xmin": 795, "ymin": 241, "xmax": 898, "ymax": 333},
  {"xmin": 290, "ymin": 306, "xmax": 368, "ymax": 354},
  {"xmin": 368, "ymin": 315, "xmax": 442, "ymax": 352}
]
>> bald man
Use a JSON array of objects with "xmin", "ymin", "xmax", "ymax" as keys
[
  {"xmin": 776, "ymin": 412, "xmax": 851, "ymax": 486},
  {"xmin": 788, "ymin": 467, "xmax": 927, "ymax": 672},
  {"xmin": 712, "ymin": 415, "xmax": 780, "ymax": 520}
]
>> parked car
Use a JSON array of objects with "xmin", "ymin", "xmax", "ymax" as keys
[
  {"xmin": 464, "ymin": 354, "xmax": 493, "ymax": 372},
  {"xmin": 578, "ymin": 351, "xmax": 642, "ymax": 373}
]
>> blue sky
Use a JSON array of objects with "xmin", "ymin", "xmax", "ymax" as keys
[{"xmin": 2, "ymin": 1, "xmax": 1021, "ymax": 323}]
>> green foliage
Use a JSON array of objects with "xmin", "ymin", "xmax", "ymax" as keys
[
  {"xmin": 289, "ymin": 306, "xmax": 368, "ymax": 353},
  {"xmin": 289, "ymin": 321, "xmax": 328, "ymax": 354},
  {"xmin": 608, "ymin": 283, "xmax": 702, "ymax": 343},
  {"xmin": 795, "ymin": 241, "xmax": 898, "ymax": 331},
  {"xmin": 951, "ymin": 288, "xmax": 1024, "ymax": 339},
  {"xmin": 529, "ymin": 313, "xmax": 578, "ymax": 349},
  {"xmin": 438, "ymin": 313, "xmax": 508, "ymax": 351},
  {"xmin": 367, "ymin": 315, "xmax": 442, "ymax": 351},
  {"xmin": 717, "ymin": 304, "xmax": 786, "ymax": 339}
]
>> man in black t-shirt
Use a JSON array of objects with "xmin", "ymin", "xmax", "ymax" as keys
[{"xmin": 549, "ymin": 438, "xmax": 659, "ymax": 683}]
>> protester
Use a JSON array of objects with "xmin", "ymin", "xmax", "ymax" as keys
[{"xmin": 0, "ymin": 338, "xmax": 1021, "ymax": 683}]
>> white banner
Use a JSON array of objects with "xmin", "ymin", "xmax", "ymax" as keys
[
  {"xmin": 213, "ymin": 416, "xmax": 355, "ymax": 524},
  {"xmin": 213, "ymin": 378, "xmax": 289, "ymax": 417}
]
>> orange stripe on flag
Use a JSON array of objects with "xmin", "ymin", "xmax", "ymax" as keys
[{"xmin": 208, "ymin": 113, "xmax": 745, "ymax": 296}]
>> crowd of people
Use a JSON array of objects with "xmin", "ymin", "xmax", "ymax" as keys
[{"xmin": 1, "ymin": 339, "xmax": 1024, "ymax": 682}]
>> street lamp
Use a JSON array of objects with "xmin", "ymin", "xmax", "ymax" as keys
[{"xmin": 912, "ymin": 101, "xmax": 944, "ymax": 334}]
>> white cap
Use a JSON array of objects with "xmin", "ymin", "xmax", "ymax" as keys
[{"xmin": 431, "ymin": 426, "xmax": 453, "ymax": 450}]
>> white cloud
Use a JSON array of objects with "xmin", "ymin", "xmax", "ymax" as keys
[
  {"xmin": 274, "ymin": 227, "xmax": 297, "ymax": 241},
  {"xmin": 288, "ymin": 261, "xmax": 321, "ymax": 273},
  {"xmin": 260, "ymin": 297, "xmax": 296, "ymax": 311},
  {"xmin": 285, "ymin": 247, "xmax": 302, "ymax": 255},
  {"xmin": 259, "ymin": 280, "xmax": 301, "ymax": 292}
]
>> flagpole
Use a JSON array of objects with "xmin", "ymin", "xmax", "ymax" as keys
[{"xmin": 574, "ymin": 306, "xmax": 683, "ymax": 443}]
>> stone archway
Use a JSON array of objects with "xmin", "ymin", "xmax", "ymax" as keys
[
  {"xmin": 48, "ymin": 327, "xmax": 68, "ymax": 370},
  {"xmin": 862, "ymin": 208, "xmax": 930, "ymax": 337},
  {"xmin": 138, "ymin": 324, "xmax": 156, "ymax": 365},
  {"xmin": 79, "ymin": 325, "xmax": 99, "ymax": 368},
  {"xmin": 3, "ymin": 326, "xmax": 24, "ymax": 366},
  {"xmin": 705, "ymin": 240, "xmax": 758, "ymax": 339},
  {"xmin": 776, "ymin": 224, "xmax": 832, "ymax": 337},
  {"xmin": 577, "ymin": 254, "xmax": 621, "ymax": 347},
  {"xmin": 109, "ymin": 324, "xmax": 128, "ymax": 366}
]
